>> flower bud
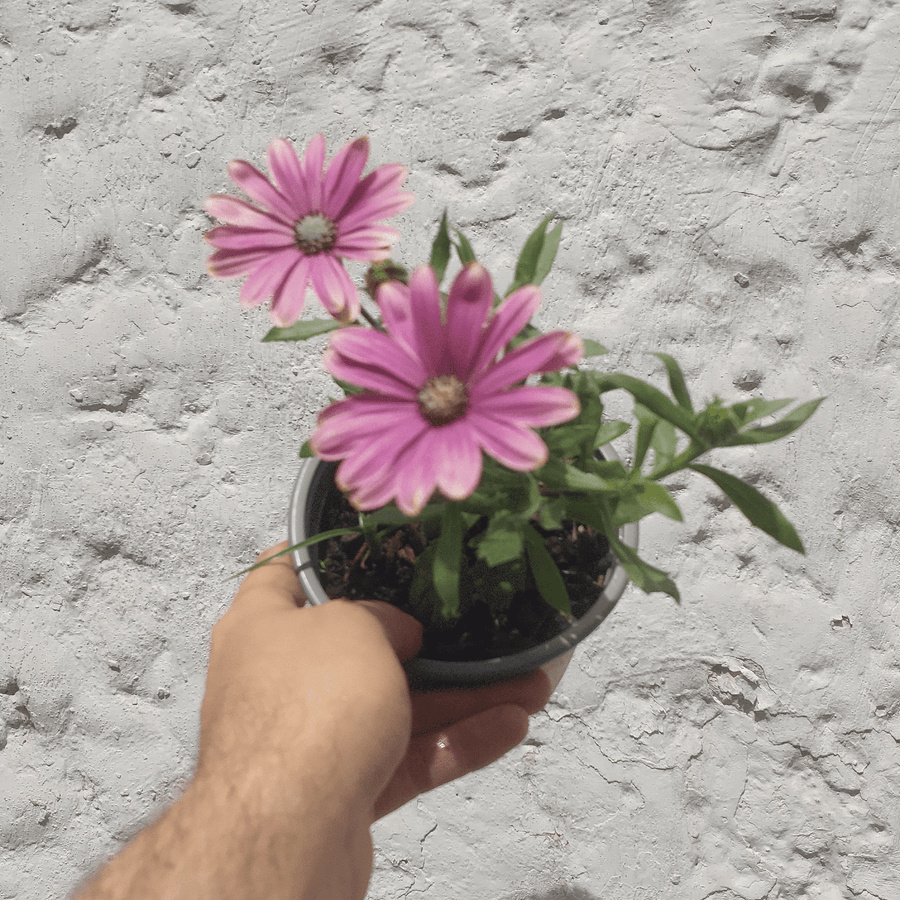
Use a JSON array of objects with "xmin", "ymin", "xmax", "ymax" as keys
[{"xmin": 364, "ymin": 260, "xmax": 409, "ymax": 299}]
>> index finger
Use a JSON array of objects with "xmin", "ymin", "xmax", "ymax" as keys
[{"xmin": 229, "ymin": 541, "xmax": 306, "ymax": 613}]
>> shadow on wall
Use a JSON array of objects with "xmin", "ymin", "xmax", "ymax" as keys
[{"xmin": 511, "ymin": 887, "xmax": 600, "ymax": 900}]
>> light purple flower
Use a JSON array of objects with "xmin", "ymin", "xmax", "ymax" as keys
[
  {"xmin": 310, "ymin": 263, "xmax": 583, "ymax": 516},
  {"xmin": 205, "ymin": 135, "xmax": 414, "ymax": 326}
]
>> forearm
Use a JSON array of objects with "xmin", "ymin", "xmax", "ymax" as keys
[{"xmin": 72, "ymin": 767, "xmax": 372, "ymax": 900}]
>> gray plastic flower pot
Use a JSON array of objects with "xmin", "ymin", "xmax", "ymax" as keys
[{"xmin": 288, "ymin": 445, "xmax": 639, "ymax": 689}]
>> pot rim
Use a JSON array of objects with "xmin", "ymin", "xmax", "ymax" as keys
[{"xmin": 288, "ymin": 446, "xmax": 639, "ymax": 686}]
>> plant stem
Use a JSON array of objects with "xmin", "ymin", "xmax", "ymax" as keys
[
  {"xmin": 359, "ymin": 305, "xmax": 383, "ymax": 331},
  {"xmin": 649, "ymin": 442, "xmax": 707, "ymax": 482}
]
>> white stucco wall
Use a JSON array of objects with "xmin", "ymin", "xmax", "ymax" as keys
[{"xmin": 1, "ymin": 0, "xmax": 898, "ymax": 897}]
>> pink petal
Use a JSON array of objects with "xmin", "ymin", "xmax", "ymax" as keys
[
  {"xmin": 407, "ymin": 265, "xmax": 447, "ymax": 377},
  {"xmin": 536, "ymin": 332, "xmax": 584, "ymax": 371},
  {"xmin": 238, "ymin": 247, "xmax": 301, "ymax": 306},
  {"xmin": 301, "ymin": 134, "xmax": 326, "ymax": 210},
  {"xmin": 474, "ymin": 386, "xmax": 580, "ymax": 428},
  {"xmin": 324, "ymin": 351, "xmax": 419, "ymax": 401},
  {"xmin": 205, "ymin": 225, "xmax": 295, "ymax": 252},
  {"xmin": 376, "ymin": 281, "xmax": 417, "ymax": 356},
  {"xmin": 334, "ymin": 225, "xmax": 400, "ymax": 254},
  {"xmin": 269, "ymin": 256, "xmax": 312, "ymax": 326},
  {"xmin": 469, "ymin": 285, "xmax": 541, "ymax": 377},
  {"xmin": 312, "ymin": 395, "xmax": 420, "ymax": 459},
  {"xmin": 470, "ymin": 331, "xmax": 579, "ymax": 399},
  {"xmin": 308, "ymin": 256, "xmax": 360, "ymax": 323},
  {"xmin": 206, "ymin": 195, "xmax": 293, "ymax": 232},
  {"xmin": 267, "ymin": 138, "xmax": 312, "ymax": 214},
  {"xmin": 228, "ymin": 160, "xmax": 299, "ymax": 223},
  {"xmin": 207, "ymin": 247, "xmax": 275, "ymax": 278},
  {"xmin": 323, "ymin": 136, "xmax": 370, "ymax": 220},
  {"xmin": 431, "ymin": 422, "xmax": 483, "ymax": 501},
  {"xmin": 445, "ymin": 263, "xmax": 494, "ymax": 379},
  {"xmin": 338, "ymin": 164, "xmax": 413, "ymax": 232},
  {"xmin": 327, "ymin": 327, "xmax": 428, "ymax": 391},
  {"xmin": 393, "ymin": 433, "xmax": 439, "ymax": 516},
  {"xmin": 467, "ymin": 413, "xmax": 550, "ymax": 471}
]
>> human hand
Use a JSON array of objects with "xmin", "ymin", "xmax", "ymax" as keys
[{"xmin": 195, "ymin": 542, "xmax": 552, "ymax": 898}]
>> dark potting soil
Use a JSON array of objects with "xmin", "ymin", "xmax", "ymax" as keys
[{"xmin": 315, "ymin": 491, "xmax": 615, "ymax": 662}]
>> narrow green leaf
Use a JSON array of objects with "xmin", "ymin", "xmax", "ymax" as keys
[
  {"xmin": 538, "ymin": 457, "xmax": 616, "ymax": 493},
  {"xmin": 608, "ymin": 535, "xmax": 681, "ymax": 601},
  {"xmin": 429, "ymin": 210, "xmax": 452, "ymax": 284},
  {"xmin": 611, "ymin": 480, "xmax": 683, "ymax": 527},
  {"xmin": 522, "ymin": 523, "xmax": 572, "ymax": 616},
  {"xmin": 632, "ymin": 418, "xmax": 657, "ymax": 473},
  {"xmin": 229, "ymin": 529, "xmax": 360, "ymax": 578},
  {"xmin": 433, "ymin": 503, "xmax": 464, "ymax": 619},
  {"xmin": 262, "ymin": 319, "xmax": 343, "ymax": 343},
  {"xmin": 508, "ymin": 213, "xmax": 554, "ymax": 293},
  {"xmin": 593, "ymin": 420, "xmax": 631, "ymax": 447},
  {"xmin": 722, "ymin": 397, "xmax": 825, "ymax": 447},
  {"xmin": 593, "ymin": 372, "xmax": 701, "ymax": 440},
  {"xmin": 690, "ymin": 463, "xmax": 805, "ymax": 552},
  {"xmin": 453, "ymin": 229, "xmax": 477, "ymax": 265},
  {"xmin": 532, "ymin": 221, "xmax": 563, "ymax": 285},
  {"xmin": 653, "ymin": 352, "xmax": 694, "ymax": 412},
  {"xmin": 299, "ymin": 441, "xmax": 314, "ymax": 458},
  {"xmin": 582, "ymin": 339, "xmax": 609, "ymax": 357},
  {"xmin": 650, "ymin": 419, "xmax": 678, "ymax": 473},
  {"xmin": 730, "ymin": 397, "xmax": 794, "ymax": 427}
]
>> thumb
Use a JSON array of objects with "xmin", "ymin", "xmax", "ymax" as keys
[{"xmin": 354, "ymin": 600, "xmax": 423, "ymax": 663}]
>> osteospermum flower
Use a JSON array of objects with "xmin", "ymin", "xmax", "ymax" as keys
[
  {"xmin": 205, "ymin": 135, "xmax": 414, "ymax": 326},
  {"xmin": 310, "ymin": 263, "xmax": 584, "ymax": 516}
]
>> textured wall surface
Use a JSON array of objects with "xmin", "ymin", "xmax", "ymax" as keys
[{"xmin": 1, "ymin": 0, "xmax": 899, "ymax": 897}]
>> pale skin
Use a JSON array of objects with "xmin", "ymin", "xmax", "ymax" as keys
[{"xmin": 73, "ymin": 542, "xmax": 553, "ymax": 900}]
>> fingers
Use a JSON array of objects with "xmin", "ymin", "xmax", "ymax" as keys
[
  {"xmin": 354, "ymin": 600, "xmax": 423, "ymax": 664},
  {"xmin": 410, "ymin": 667, "xmax": 552, "ymax": 733},
  {"xmin": 373, "ymin": 703, "xmax": 530, "ymax": 821},
  {"xmin": 229, "ymin": 541, "xmax": 305, "ymax": 613}
]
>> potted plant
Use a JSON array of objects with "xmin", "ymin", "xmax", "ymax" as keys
[{"xmin": 205, "ymin": 134, "xmax": 822, "ymax": 688}]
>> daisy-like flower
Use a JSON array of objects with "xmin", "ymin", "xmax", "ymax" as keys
[
  {"xmin": 310, "ymin": 263, "xmax": 584, "ymax": 516},
  {"xmin": 205, "ymin": 135, "xmax": 414, "ymax": 326}
]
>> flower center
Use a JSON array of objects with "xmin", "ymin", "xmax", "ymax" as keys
[
  {"xmin": 294, "ymin": 213, "xmax": 337, "ymax": 255},
  {"xmin": 417, "ymin": 375, "xmax": 469, "ymax": 426}
]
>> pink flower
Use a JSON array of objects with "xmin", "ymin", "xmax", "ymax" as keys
[
  {"xmin": 205, "ymin": 135, "xmax": 414, "ymax": 326},
  {"xmin": 310, "ymin": 263, "xmax": 583, "ymax": 516}
]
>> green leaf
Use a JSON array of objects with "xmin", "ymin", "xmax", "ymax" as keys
[
  {"xmin": 429, "ymin": 210, "xmax": 452, "ymax": 284},
  {"xmin": 722, "ymin": 397, "xmax": 825, "ymax": 447},
  {"xmin": 473, "ymin": 512, "xmax": 525, "ymax": 567},
  {"xmin": 532, "ymin": 221, "xmax": 563, "ymax": 286},
  {"xmin": 593, "ymin": 420, "xmax": 631, "ymax": 447},
  {"xmin": 611, "ymin": 480, "xmax": 683, "ymax": 527},
  {"xmin": 582, "ymin": 339, "xmax": 609, "ymax": 358},
  {"xmin": 522, "ymin": 523, "xmax": 572, "ymax": 616},
  {"xmin": 653, "ymin": 352, "xmax": 694, "ymax": 412},
  {"xmin": 689, "ymin": 463, "xmax": 805, "ymax": 552},
  {"xmin": 538, "ymin": 457, "xmax": 616, "ymax": 493},
  {"xmin": 433, "ymin": 503, "xmax": 464, "ymax": 620},
  {"xmin": 229, "ymin": 528, "xmax": 360, "ymax": 578},
  {"xmin": 649, "ymin": 419, "xmax": 678, "ymax": 473},
  {"xmin": 593, "ymin": 372, "xmax": 701, "ymax": 440},
  {"xmin": 608, "ymin": 535, "xmax": 681, "ymax": 601},
  {"xmin": 262, "ymin": 319, "xmax": 343, "ymax": 343},
  {"xmin": 299, "ymin": 440, "xmax": 314, "ymax": 459},
  {"xmin": 730, "ymin": 397, "xmax": 794, "ymax": 427},
  {"xmin": 507, "ymin": 213, "xmax": 555, "ymax": 294},
  {"xmin": 537, "ymin": 496, "xmax": 567, "ymax": 531},
  {"xmin": 631, "ymin": 403, "xmax": 658, "ymax": 472},
  {"xmin": 453, "ymin": 229, "xmax": 477, "ymax": 265}
]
